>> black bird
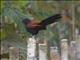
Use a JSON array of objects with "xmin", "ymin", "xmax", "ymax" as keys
[{"xmin": 22, "ymin": 14, "xmax": 61, "ymax": 35}]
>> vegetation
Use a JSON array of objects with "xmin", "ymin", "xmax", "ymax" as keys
[{"xmin": 0, "ymin": 1, "xmax": 80, "ymax": 60}]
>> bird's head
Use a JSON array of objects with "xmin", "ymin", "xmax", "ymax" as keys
[{"xmin": 22, "ymin": 18, "xmax": 31, "ymax": 25}]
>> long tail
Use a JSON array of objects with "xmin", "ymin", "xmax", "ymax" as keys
[{"xmin": 40, "ymin": 14, "xmax": 61, "ymax": 27}]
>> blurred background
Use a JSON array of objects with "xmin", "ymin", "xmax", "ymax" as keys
[{"xmin": 0, "ymin": 0, "xmax": 80, "ymax": 60}]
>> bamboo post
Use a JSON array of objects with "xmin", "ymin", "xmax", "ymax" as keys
[
  {"xmin": 69, "ymin": 41, "xmax": 76, "ymax": 60},
  {"xmin": 39, "ymin": 43, "xmax": 47, "ymax": 60},
  {"xmin": 46, "ymin": 40, "xmax": 51, "ymax": 60},
  {"xmin": 9, "ymin": 47, "xmax": 19, "ymax": 60},
  {"xmin": 72, "ymin": 2, "xmax": 75, "ymax": 41},
  {"xmin": 36, "ymin": 37, "xmax": 39, "ymax": 60},
  {"xmin": 75, "ymin": 26, "xmax": 80, "ymax": 60},
  {"xmin": 1, "ymin": 44, "xmax": 9, "ymax": 60},
  {"xmin": 76, "ymin": 35, "xmax": 80, "ymax": 60},
  {"xmin": 26, "ymin": 36, "xmax": 39, "ymax": 60},
  {"xmin": 69, "ymin": 2, "xmax": 76, "ymax": 60},
  {"xmin": 61, "ymin": 39, "xmax": 68, "ymax": 60},
  {"xmin": 50, "ymin": 46, "xmax": 60, "ymax": 60}
]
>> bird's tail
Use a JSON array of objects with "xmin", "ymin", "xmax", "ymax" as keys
[{"xmin": 40, "ymin": 14, "xmax": 61, "ymax": 27}]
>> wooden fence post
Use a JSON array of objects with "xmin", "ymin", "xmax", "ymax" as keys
[
  {"xmin": 27, "ymin": 36, "xmax": 36, "ymax": 60},
  {"xmin": 9, "ymin": 47, "xmax": 19, "ymax": 60},
  {"xmin": 61, "ymin": 39, "xmax": 68, "ymax": 60}
]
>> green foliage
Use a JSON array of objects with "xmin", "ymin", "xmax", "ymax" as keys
[{"xmin": 1, "ymin": 23, "xmax": 16, "ymax": 40}]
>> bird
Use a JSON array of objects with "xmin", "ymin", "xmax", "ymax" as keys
[{"xmin": 22, "ymin": 14, "xmax": 62, "ymax": 35}]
